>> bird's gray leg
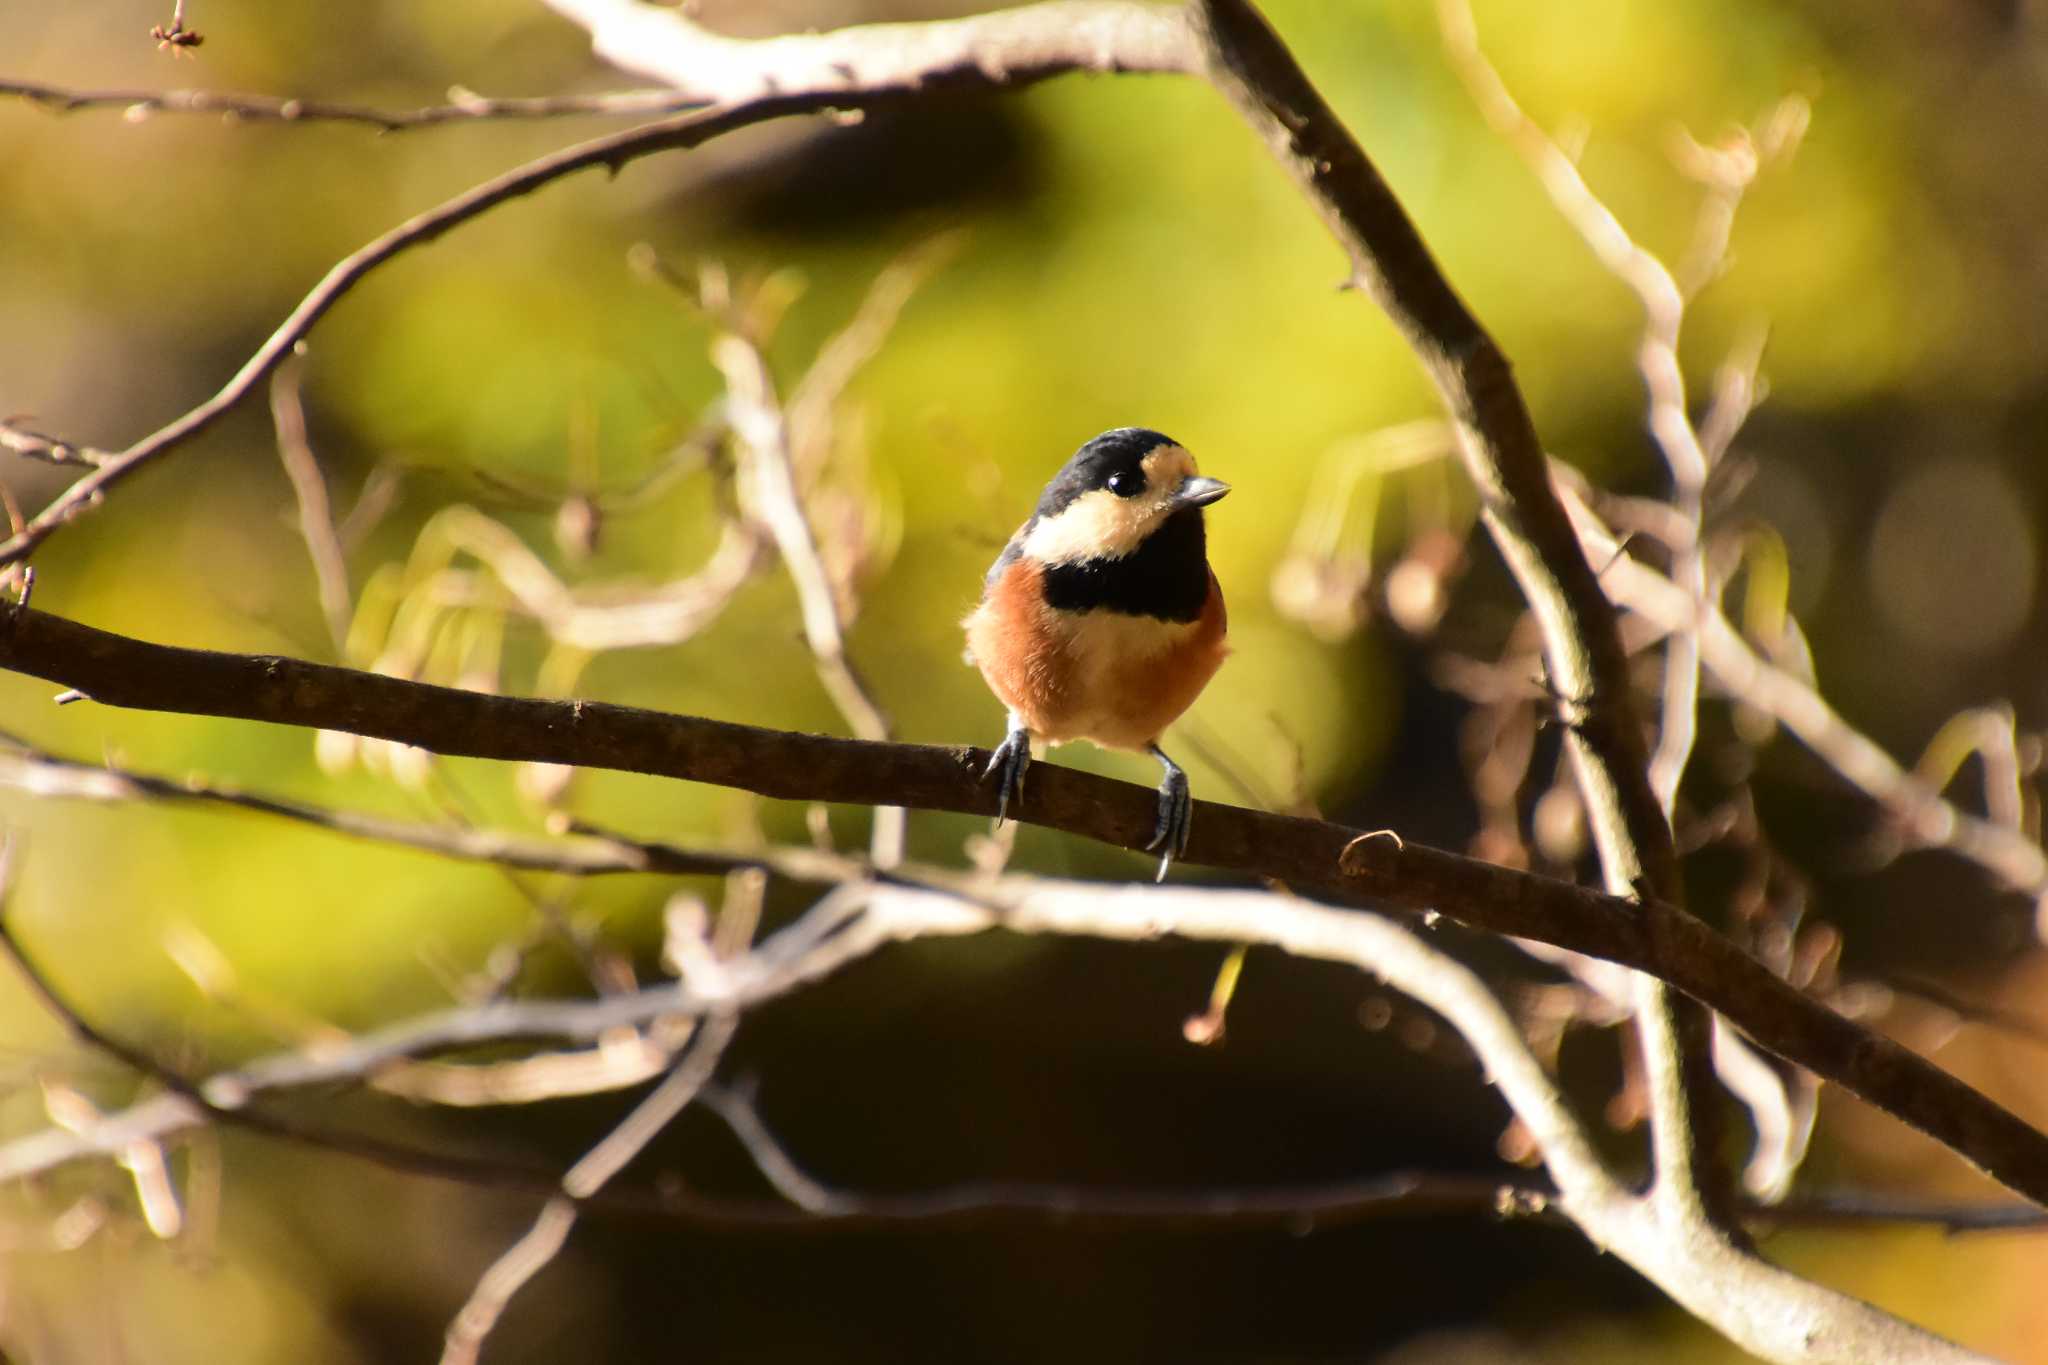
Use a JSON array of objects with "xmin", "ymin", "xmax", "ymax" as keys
[
  {"xmin": 1143, "ymin": 743, "xmax": 1192, "ymax": 881},
  {"xmin": 985, "ymin": 714, "xmax": 1032, "ymax": 825}
]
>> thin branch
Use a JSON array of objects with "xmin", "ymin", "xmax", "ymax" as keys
[
  {"xmin": 384, "ymin": 503, "xmax": 769, "ymax": 654},
  {"xmin": 0, "ymin": 420, "xmax": 110, "ymax": 469},
  {"xmin": 0, "ymin": 851, "xmax": 647, "ymax": 1198},
  {"xmin": 4, "ymin": 843, "xmax": 2031, "ymax": 1365},
  {"xmin": 440, "ymin": 1012, "xmax": 737, "ymax": 1365},
  {"xmin": 695, "ymin": 1079, "xmax": 1545, "ymax": 1224},
  {"xmin": 0, "ymin": 78, "xmax": 704, "ymax": 130},
  {"xmin": 706, "ymin": 281, "xmax": 901, "ymax": 861},
  {"xmin": 2, "ymin": 601, "xmax": 2045, "ymax": 1213},
  {"xmin": 1438, "ymin": 0, "xmax": 1786, "ymax": 1223},
  {"xmin": 268, "ymin": 352, "xmax": 353, "ymax": 654},
  {"xmin": 0, "ymin": 737, "xmax": 793, "ymax": 879},
  {"xmin": 1437, "ymin": 0, "xmax": 1726, "ymax": 813},
  {"xmin": 1560, "ymin": 492, "xmax": 2048, "ymax": 899}
]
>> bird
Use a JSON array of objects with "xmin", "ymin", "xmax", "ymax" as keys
[{"xmin": 963, "ymin": 427, "xmax": 1230, "ymax": 880}]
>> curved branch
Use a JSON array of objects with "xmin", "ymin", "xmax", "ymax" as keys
[
  {"xmin": 1, "ymin": 105, "xmax": 730, "ymax": 566},
  {"xmin": 0, "ymin": 865, "xmax": 1989, "ymax": 1361},
  {"xmin": 3, "ymin": 601, "xmax": 2046, "ymax": 1214},
  {"xmin": 538, "ymin": 0, "xmax": 1195, "ymax": 101}
]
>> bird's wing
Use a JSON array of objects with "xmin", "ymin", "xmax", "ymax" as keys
[{"xmin": 982, "ymin": 519, "xmax": 1034, "ymax": 596}]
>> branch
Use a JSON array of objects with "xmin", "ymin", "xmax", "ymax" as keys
[
  {"xmin": 0, "ymin": 78, "xmax": 703, "ymax": 130},
  {"xmin": 1, "ymin": 107, "xmax": 734, "ymax": 566},
  {"xmin": 1559, "ymin": 490, "xmax": 2048, "ymax": 899},
  {"xmin": 3, "ymin": 602, "xmax": 2047, "ymax": 1217},
  {"xmin": 537, "ymin": 0, "xmax": 1196, "ymax": 101},
  {"xmin": 268, "ymin": 353, "xmax": 353, "ymax": 654},
  {"xmin": 441, "ymin": 1013, "xmax": 737, "ymax": 1365},
  {"xmin": 1437, "ymin": 0, "xmax": 1798, "ymax": 1214}
]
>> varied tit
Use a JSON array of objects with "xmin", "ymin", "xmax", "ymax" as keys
[{"xmin": 963, "ymin": 427, "xmax": 1230, "ymax": 879}]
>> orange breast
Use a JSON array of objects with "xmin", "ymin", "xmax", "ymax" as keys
[{"xmin": 965, "ymin": 561, "xmax": 1228, "ymax": 752}]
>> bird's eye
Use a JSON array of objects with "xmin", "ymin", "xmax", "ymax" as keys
[{"xmin": 1106, "ymin": 470, "xmax": 1143, "ymax": 498}]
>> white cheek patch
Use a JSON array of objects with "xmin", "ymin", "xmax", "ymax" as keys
[
  {"xmin": 1022, "ymin": 443, "xmax": 1200, "ymax": 566},
  {"xmin": 1023, "ymin": 490, "xmax": 1151, "ymax": 562}
]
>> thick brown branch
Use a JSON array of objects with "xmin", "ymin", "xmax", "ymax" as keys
[{"xmin": 3, "ymin": 601, "xmax": 2047, "ymax": 1213}]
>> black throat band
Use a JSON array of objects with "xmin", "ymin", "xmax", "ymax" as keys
[{"xmin": 1040, "ymin": 509, "xmax": 1209, "ymax": 623}]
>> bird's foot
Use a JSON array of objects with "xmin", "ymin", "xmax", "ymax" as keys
[
  {"xmin": 1144, "ymin": 745, "xmax": 1192, "ymax": 882},
  {"xmin": 985, "ymin": 727, "xmax": 1032, "ymax": 825}
]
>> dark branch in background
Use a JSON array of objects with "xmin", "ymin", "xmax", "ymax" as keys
[
  {"xmin": 4, "ymin": 601, "xmax": 2047, "ymax": 1221},
  {"xmin": 440, "ymin": 1012, "xmax": 738, "ymax": 1365},
  {"xmin": 0, "ymin": 78, "xmax": 703, "ymax": 130}
]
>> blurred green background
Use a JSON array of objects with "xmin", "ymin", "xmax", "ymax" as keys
[{"xmin": 4, "ymin": 0, "xmax": 2048, "ymax": 1360}]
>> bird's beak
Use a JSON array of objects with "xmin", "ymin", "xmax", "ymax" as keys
[{"xmin": 1173, "ymin": 476, "xmax": 1230, "ymax": 509}]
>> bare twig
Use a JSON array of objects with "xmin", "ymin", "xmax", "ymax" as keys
[
  {"xmin": 0, "ymin": 846, "xmax": 642, "ymax": 1198},
  {"xmin": 705, "ymin": 277, "xmax": 901, "ymax": 862},
  {"xmin": 1438, "ymin": 0, "xmax": 1729, "ymax": 814},
  {"xmin": 0, "ymin": 420, "xmax": 110, "ymax": 469},
  {"xmin": 384, "ymin": 503, "xmax": 768, "ymax": 655},
  {"xmin": 0, "ymin": 736, "xmax": 797, "ymax": 880},
  {"xmin": 697, "ymin": 1080, "xmax": 1546, "ymax": 1224},
  {"xmin": 440, "ymin": 1012, "xmax": 736, "ymax": 1365},
  {"xmin": 1439, "ymin": 0, "xmax": 1805, "ymax": 1215},
  {"xmin": 0, "ymin": 79, "xmax": 703, "ymax": 130},
  {"xmin": 268, "ymin": 352, "xmax": 353, "ymax": 654},
  {"xmin": 1561, "ymin": 491, "xmax": 2048, "ymax": 900}
]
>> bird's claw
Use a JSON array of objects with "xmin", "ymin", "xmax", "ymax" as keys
[
  {"xmin": 986, "ymin": 728, "xmax": 1031, "ymax": 825},
  {"xmin": 1143, "ymin": 760, "xmax": 1192, "ymax": 882}
]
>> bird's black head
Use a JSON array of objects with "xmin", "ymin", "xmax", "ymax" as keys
[{"xmin": 1023, "ymin": 427, "xmax": 1229, "ymax": 566}]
